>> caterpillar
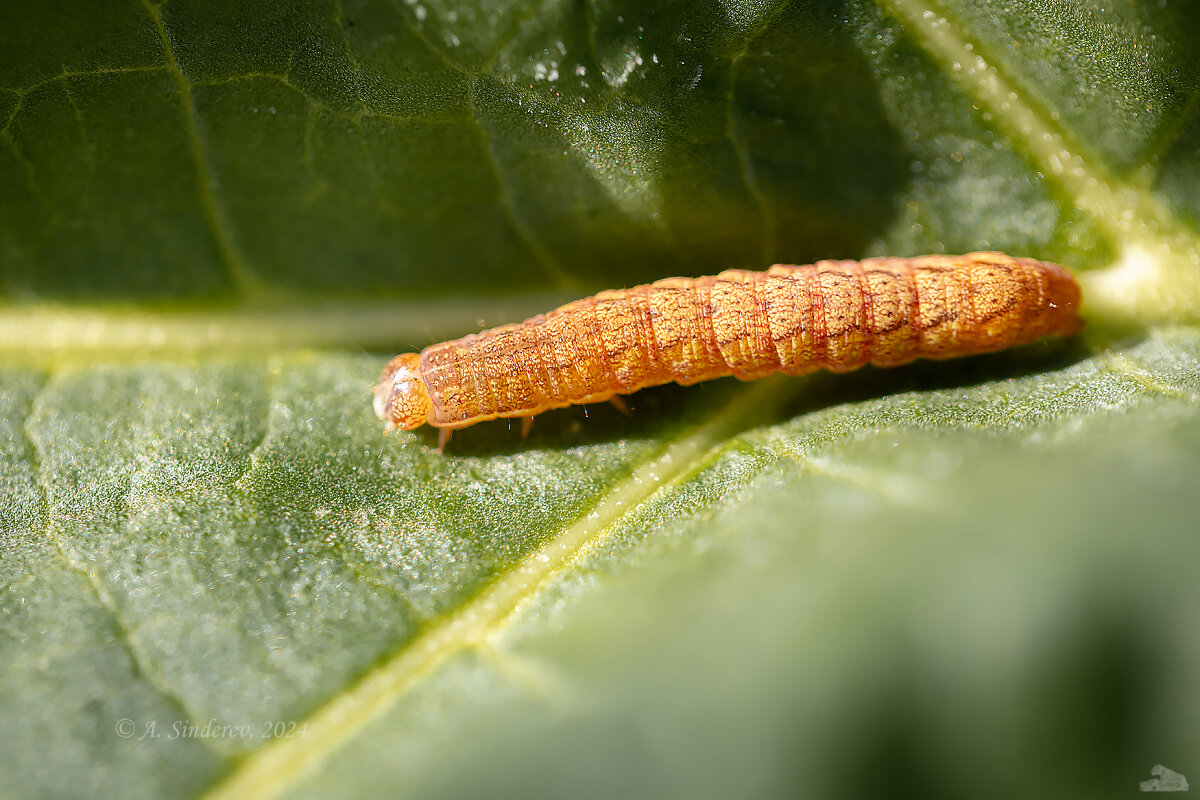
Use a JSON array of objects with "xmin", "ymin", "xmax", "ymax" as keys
[{"xmin": 375, "ymin": 252, "xmax": 1082, "ymax": 449}]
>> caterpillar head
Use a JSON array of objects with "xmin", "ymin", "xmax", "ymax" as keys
[{"xmin": 374, "ymin": 353, "xmax": 433, "ymax": 431}]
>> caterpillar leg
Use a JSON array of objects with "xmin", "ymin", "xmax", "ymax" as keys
[
  {"xmin": 520, "ymin": 416, "xmax": 534, "ymax": 438},
  {"xmin": 609, "ymin": 396, "xmax": 631, "ymax": 416},
  {"xmin": 437, "ymin": 428, "xmax": 453, "ymax": 453}
]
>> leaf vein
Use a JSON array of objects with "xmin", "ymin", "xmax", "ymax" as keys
[
  {"xmin": 724, "ymin": 3, "xmax": 790, "ymax": 266},
  {"xmin": 20, "ymin": 373, "xmax": 222, "ymax": 758},
  {"xmin": 139, "ymin": 0, "xmax": 268, "ymax": 299},
  {"xmin": 878, "ymin": 0, "xmax": 1200, "ymax": 323},
  {"xmin": 387, "ymin": 0, "xmax": 470, "ymax": 76},
  {"xmin": 465, "ymin": 76, "xmax": 576, "ymax": 291},
  {"xmin": 201, "ymin": 376, "xmax": 796, "ymax": 800}
]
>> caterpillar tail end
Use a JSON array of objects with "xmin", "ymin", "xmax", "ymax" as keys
[{"xmin": 1041, "ymin": 258, "xmax": 1086, "ymax": 338}]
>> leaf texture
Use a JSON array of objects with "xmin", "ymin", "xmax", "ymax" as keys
[{"xmin": 1, "ymin": 1, "xmax": 1198, "ymax": 798}]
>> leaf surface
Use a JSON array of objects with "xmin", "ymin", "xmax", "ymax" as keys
[{"xmin": 1, "ymin": 2, "xmax": 1198, "ymax": 798}]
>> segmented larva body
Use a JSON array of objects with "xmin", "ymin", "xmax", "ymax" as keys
[{"xmin": 375, "ymin": 252, "xmax": 1082, "ymax": 438}]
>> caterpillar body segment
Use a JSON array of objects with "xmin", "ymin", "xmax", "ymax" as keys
[{"xmin": 375, "ymin": 253, "xmax": 1082, "ymax": 438}]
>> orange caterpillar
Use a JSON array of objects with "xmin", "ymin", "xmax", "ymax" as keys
[{"xmin": 375, "ymin": 252, "xmax": 1082, "ymax": 448}]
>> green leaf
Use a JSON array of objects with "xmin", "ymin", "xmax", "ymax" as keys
[{"xmin": 1, "ymin": 2, "xmax": 1198, "ymax": 799}]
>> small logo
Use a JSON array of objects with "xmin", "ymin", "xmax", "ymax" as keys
[{"xmin": 1140, "ymin": 765, "xmax": 1189, "ymax": 792}]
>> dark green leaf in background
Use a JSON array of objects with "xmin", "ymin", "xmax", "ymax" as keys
[{"xmin": 1, "ymin": 1, "xmax": 1198, "ymax": 798}]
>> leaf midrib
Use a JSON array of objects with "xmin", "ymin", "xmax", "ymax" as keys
[
  {"xmin": 0, "ymin": 294, "xmax": 574, "ymax": 366},
  {"xmin": 202, "ymin": 375, "xmax": 797, "ymax": 800},
  {"xmin": 881, "ymin": 0, "xmax": 1200, "ymax": 324}
]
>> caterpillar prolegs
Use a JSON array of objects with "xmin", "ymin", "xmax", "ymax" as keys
[{"xmin": 375, "ymin": 252, "xmax": 1082, "ymax": 447}]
